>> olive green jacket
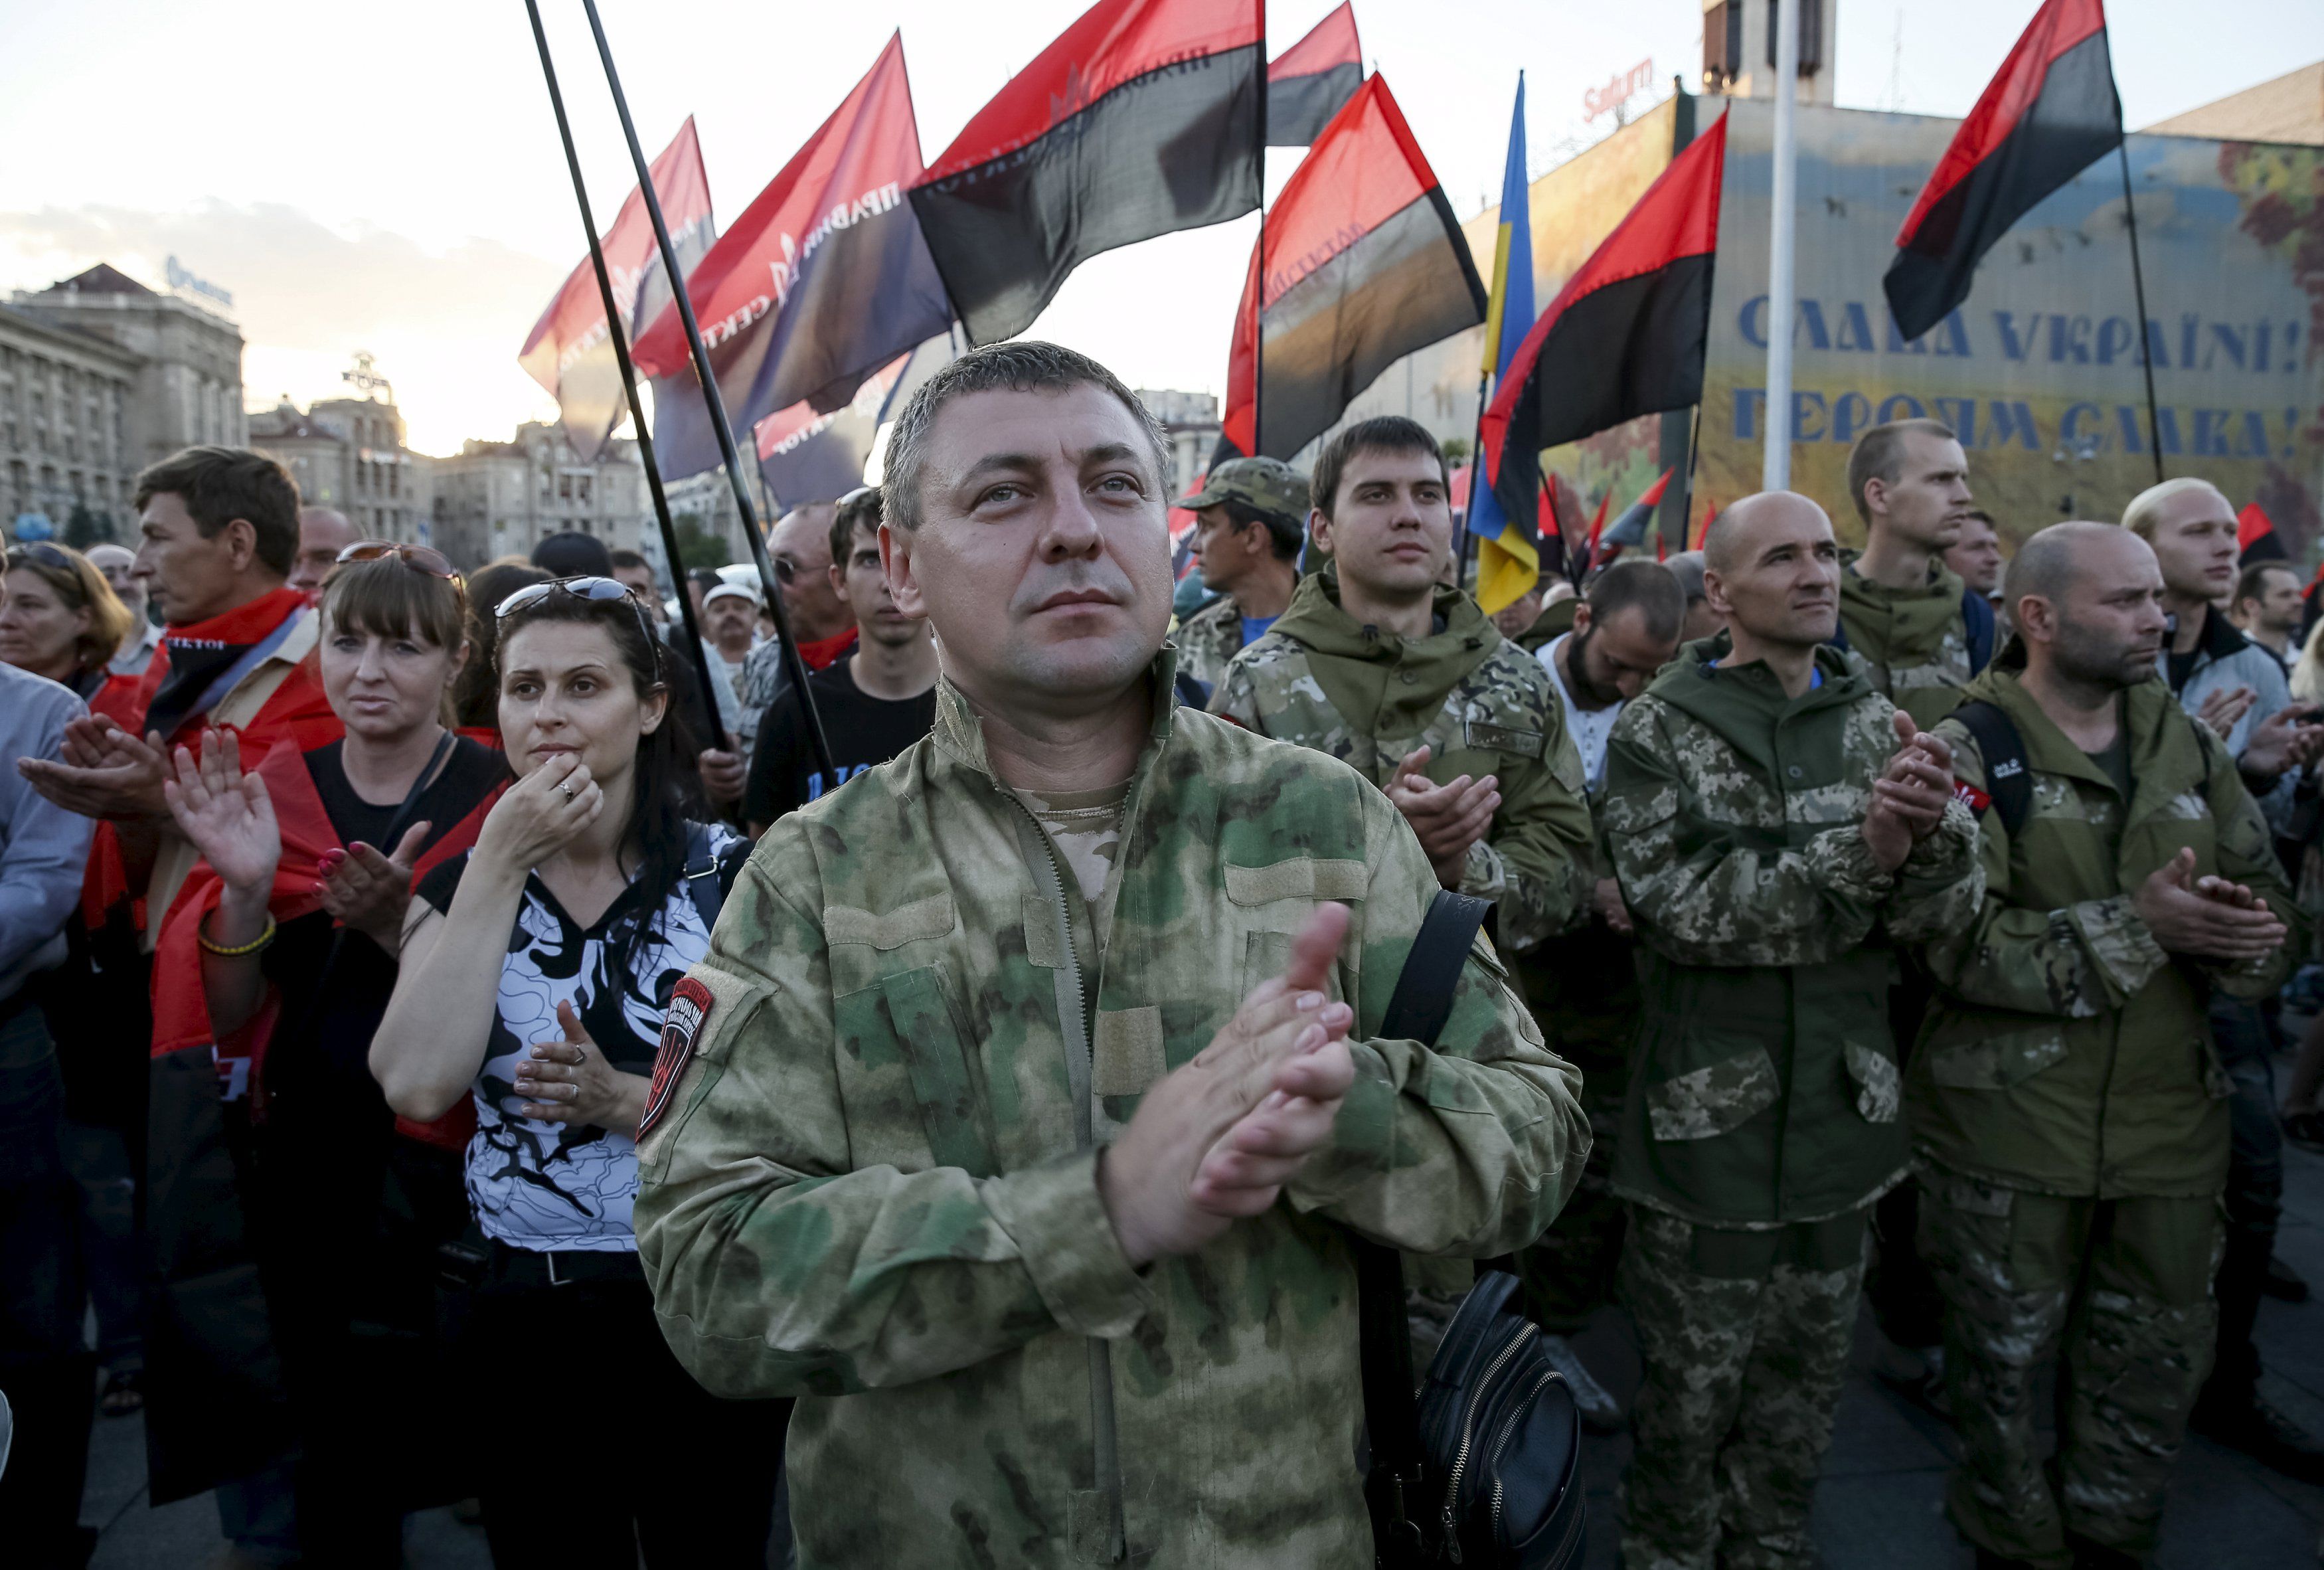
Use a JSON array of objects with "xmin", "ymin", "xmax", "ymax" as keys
[
  {"xmin": 1837, "ymin": 551, "xmax": 1977, "ymax": 731},
  {"xmin": 1599, "ymin": 638, "xmax": 1984, "ymax": 1227},
  {"xmin": 1210, "ymin": 570, "xmax": 1594, "ymax": 952},
  {"xmin": 1914, "ymin": 661, "xmax": 2296, "ymax": 1199},
  {"xmin": 635, "ymin": 654, "xmax": 1588, "ymax": 1568}
]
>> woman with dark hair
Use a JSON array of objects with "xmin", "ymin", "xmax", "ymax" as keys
[
  {"xmin": 371, "ymin": 576, "xmax": 782, "ymax": 1568},
  {"xmin": 1, "ymin": 539, "xmax": 141, "ymax": 721},
  {"xmin": 454, "ymin": 560, "xmax": 551, "ymax": 731},
  {"xmin": 149, "ymin": 543, "xmax": 507, "ymax": 1562}
]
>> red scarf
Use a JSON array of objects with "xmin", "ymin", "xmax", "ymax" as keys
[
  {"xmin": 80, "ymin": 590, "xmax": 342, "ymax": 935},
  {"xmin": 798, "ymin": 625, "xmax": 859, "ymax": 672},
  {"xmin": 149, "ymin": 736, "xmax": 502, "ymax": 1150}
]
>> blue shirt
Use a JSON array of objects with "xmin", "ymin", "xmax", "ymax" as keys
[
  {"xmin": 0, "ymin": 663, "xmax": 95, "ymax": 1000},
  {"xmin": 1240, "ymin": 614, "xmax": 1278, "ymax": 649}
]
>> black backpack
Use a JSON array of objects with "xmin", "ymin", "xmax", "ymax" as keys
[
  {"xmin": 1356, "ymin": 891, "xmax": 1587, "ymax": 1569},
  {"xmin": 1948, "ymin": 700, "xmax": 2212, "ymax": 839}
]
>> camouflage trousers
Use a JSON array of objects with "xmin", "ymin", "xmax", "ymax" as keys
[
  {"xmin": 1514, "ymin": 1139, "xmax": 1627, "ymax": 1336},
  {"xmin": 1616, "ymin": 1205, "xmax": 1868, "ymax": 1570},
  {"xmin": 1918, "ymin": 1165, "xmax": 2223, "ymax": 1570}
]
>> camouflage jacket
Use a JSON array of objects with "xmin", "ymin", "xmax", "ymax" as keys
[
  {"xmin": 1171, "ymin": 591, "xmax": 1250, "ymax": 696},
  {"xmin": 634, "ymin": 652, "xmax": 1588, "ymax": 1569},
  {"xmin": 1208, "ymin": 572, "xmax": 1594, "ymax": 952},
  {"xmin": 1600, "ymin": 638, "xmax": 1984, "ymax": 1227},
  {"xmin": 1914, "ymin": 660, "xmax": 2296, "ymax": 1199},
  {"xmin": 1837, "ymin": 552, "xmax": 1977, "ymax": 730}
]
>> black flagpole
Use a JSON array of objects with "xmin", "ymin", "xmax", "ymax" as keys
[
  {"xmin": 578, "ymin": 0, "xmax": 835, "ymax": 780},
  {"xmin": 521, "ymin": 0, "xmax": 728, "ymax": 746},
  {"xmin": 2107, "ymin": 23, "xmax": 2165, "ymax": 488},
  {"xmin": 1455, "ymin": 370, "xmax": 1487, "ymax": 588},
  {"xmin": 1678, "ymin": 398, "xmax": 1704, "ymax": 551}
]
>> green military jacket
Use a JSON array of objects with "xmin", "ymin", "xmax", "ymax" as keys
[
  {"xmin": 1209, "ymin": 570, "xmax": 1594, "ymax": 952},
  {"xmin": 1171, "ymin": 590, "xmax": 1249, "ymax": 695},
  {"xmin": 1914, "ymin": 659, "xmax": 2295, "ymax": 1199},
  {"xmin": 1837, "ymin": 551, "xmax": 1977, "ymax": 730},
  {"xmin": 635, "ymin": 654, "xmax": 1588, "ymax": 1569},
  {"xmin": 1599, "ymin": 638, "xmax": 1984, "ymax": 1227}
]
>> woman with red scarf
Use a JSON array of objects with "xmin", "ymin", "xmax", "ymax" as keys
[{"xmin": 147, "ymin": 545, "xmax": 504, "ymax": 1565}]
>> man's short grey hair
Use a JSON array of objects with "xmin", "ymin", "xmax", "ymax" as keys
[{"xmin": 881, "ymin": 341, "xmax": 1171, "ymax": 534}]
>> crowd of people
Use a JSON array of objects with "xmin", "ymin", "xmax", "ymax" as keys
[{"xmin": 1, "ymin": 342, "xmax": 2320, "ymax": 1570}]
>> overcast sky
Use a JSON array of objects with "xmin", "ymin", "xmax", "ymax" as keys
[{"xmin": 4, "ymin": 0, "xmax": 2318, "ymax": 455}]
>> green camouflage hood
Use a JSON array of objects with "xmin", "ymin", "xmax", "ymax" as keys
[{"xmin": 1267, "ymin": 567, "xmax": 1501, "ymax": 738}]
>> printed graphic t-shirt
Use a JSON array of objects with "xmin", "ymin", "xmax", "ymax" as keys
[{"xmin": 415, "ymin": 822, "xmax": 740, "ymax": 1253}]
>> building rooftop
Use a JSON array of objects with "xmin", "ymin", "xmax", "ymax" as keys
[
  {"xmin": 39, "ymin": 262, "xmax": 155, "ymax": 298},
  {"xmin": 2143, "ymin": 60, "xmax": 2324, "ymax": 145}
]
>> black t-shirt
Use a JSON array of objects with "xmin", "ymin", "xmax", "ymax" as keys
[
  {"xmin": 742, "ymin": 654, "xmax": 937, "ymax": 828},
  {"xmin": 261, "ymin": 735, "xmax": 505, "ymax": 1106}
]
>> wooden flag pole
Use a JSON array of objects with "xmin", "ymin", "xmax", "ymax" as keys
[
  {"xmin": 521, "ymin": 0, "xmax": 728, "ymax": 743},
  {"xmin": 578, "ymin": 0, "xmax": 835, "ymax": 782}
]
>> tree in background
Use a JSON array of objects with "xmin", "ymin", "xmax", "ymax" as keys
[{"xmin": 64, "ymin": 504, "xmax": 116, "ymax": 549}]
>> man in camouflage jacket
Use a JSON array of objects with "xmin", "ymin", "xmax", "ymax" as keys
[
  {"xmin": 1172, "ymin": 456, "xmax": 1308, "ymax": 697},
  {"xmin": 633, "ymin": 345, "xmax": 1589, "ymax": 1568},
  {"xmin": 1599, "ymin": 493, "xmax": 1983, "ymax": 1570},
  {"xmin": 1210, "ymin": 416, "xmax": 1593, "ymax": 958},
  {"xmin": 1916, "ymin": 523, "xmax": 2295, "ymax": 1570}
]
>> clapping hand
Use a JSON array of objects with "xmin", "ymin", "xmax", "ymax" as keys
[
  {"xmin": 2197, "ymin": 685, "xmax": 2256, "ymax": 741},
  {"xmin": 1385, "ymin": 746, "xmax": 1499, "ymax": 891},
  {"xmin": 317, "ymin": 823, "xmax": 431, "ymax": 954},
  {"xmin": 22, "ymin": 714, "xmax": 171, "ymax": 822},
  {"xmin": 2132, "ymin": 847, "xmax": 2287, "ymax": 962},
  {"xmin": 161, "ymin": 731, "xmax": 280, "ymax": 898},
  {"xmin": 1863, "ymin": 710, "xmax": 1956, "ymax": 873}
]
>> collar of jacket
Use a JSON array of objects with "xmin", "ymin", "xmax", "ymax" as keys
[
  {"xmin": 1839, "ymin": 547, "xmax": 1967, "ymax": 663},
  {"xmin": 929, "ymin": 646, "xmax": 1183, "ymax": 782},
  {"xmin": 2168, "ymin": 601, "xmax": 2256, "ymax": 665},
  {"xmin": 1264, "ymin": 566, "xmax": 1499, "ymax": 725},
  {"xmin": 1960, "ymin": 663, "xmax": 2191, "ymax": 805},
  {"xmin": 1647, "ymin": 630, "xmax": 1867, "ymax": 732},
  {"xmin": 1517, "ymin": 595, "xmax": 1578, "ymax": 654}
]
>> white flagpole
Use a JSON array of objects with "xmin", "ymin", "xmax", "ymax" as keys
[{"xmin": 1763, "ymin": 0, "xmax": 1799, "ymax": 490}]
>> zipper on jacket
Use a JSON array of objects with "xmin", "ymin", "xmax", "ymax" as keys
[{"xmin": 1005, "ymin": 788, "xmax": 1126, "ymax": 1563}]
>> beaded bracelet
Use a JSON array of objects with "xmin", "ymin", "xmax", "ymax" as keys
[{"xmin": 197, "ymin": 913, "xmax": 277, "ymax": 958}]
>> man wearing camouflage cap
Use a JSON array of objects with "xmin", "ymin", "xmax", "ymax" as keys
[
  {"xmin": 632, "ymin": 343, "xmax": 1589, "ymax": 1565},
  {"xmin": 1175, "ymin": 455, "xmax": 1309, "ymax": 697}
]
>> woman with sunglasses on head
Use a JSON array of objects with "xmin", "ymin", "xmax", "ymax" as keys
[
  {"xmin": 147, "ymin": 543, "xmax": 505, "ymax": 1564},
  {"xmin": 371, "ymin": 574, "xmax": 781, "ymax": 1569},
  {"xmin": 1, "ymin": 539, "xmax": 143, "ymax": 724}
]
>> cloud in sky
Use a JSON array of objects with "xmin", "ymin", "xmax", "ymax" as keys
[{"xmin": 0, "ymin": 201, "xmax": 566, "ymax": 455}]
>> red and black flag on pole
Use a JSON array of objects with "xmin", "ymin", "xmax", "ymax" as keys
[
  {"xmin": 1214, "ymin": 74, "xmax": 1485, "ymax": 462},
  {"xmin": 1267, "ymin": 2, "xmax": 1363, "ymax": 147},
  {"xmin": 1479, "ymin": 111, "xmax": 1726, "ymax": 563},
  {"xmin": 1884, "ymin": 0, "xmax": 2121, "ymax": 341},
  {"xmin": 908, "ymin": 0, "xmax": 1263, "ymax": 346},
  {"xmin": 633, "ymin": 33, "xmax": 952, "ymax": 481},
  {"xmin": 519, "ymin": 117, "xmax": 714, "ymax": 464}
]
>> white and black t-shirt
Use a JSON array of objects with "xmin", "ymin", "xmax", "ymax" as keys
[{"xmin": 416, "ymin": 823, "xmax": 741, "ymax": 1253}]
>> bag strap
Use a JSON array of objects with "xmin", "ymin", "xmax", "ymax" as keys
[
  {"xmin": 681, "ymin": 822, "xmax": 728, "ymax": 934},
  {"xmin": 1950, "ymin": 699, "xmax": 2031, "ymax": 838},
  {"xmin": 1356, "ymin": 888, "xmax": 1493, "ymax": 1565}
]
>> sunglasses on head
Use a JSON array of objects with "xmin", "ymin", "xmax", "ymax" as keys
[
  {"xmin": 7, "ymin": 541, "xmax": 76, "ymax": 572},
  {"xmin": 336, "ymin": 540, "xmax": 456, "ymax": 578},
  {"xmin": 495, "ymin": 574, "xmax": 659, "ymax": 660}
]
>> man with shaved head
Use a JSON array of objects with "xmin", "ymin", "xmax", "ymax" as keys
[
  {"xmin": 288, "ymin": 505, "xmax": 357, "ymax": 596},
  {"xmin": 1600, "ymin": 491, "xmax": 1983, "ymax": 1569},
  {"xmin": 1916, "ymin": 521, "xmax": 2297, "ymax": 1567}
]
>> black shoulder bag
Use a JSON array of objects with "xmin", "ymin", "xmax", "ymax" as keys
[{"xmin": 1357, "ymin": 889, "xmax": 1586, "ymax": 1569}]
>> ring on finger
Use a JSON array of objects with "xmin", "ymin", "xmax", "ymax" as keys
[{"xmin": 559, "ymin": 780, "xmax": 577, "ymax": 800}]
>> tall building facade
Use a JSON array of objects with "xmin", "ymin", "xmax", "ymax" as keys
[
  {"xmin": 1, "ymin": 262, "xmax": 244, "ymax": 538},
  {"xmin": 1135, "ymin": 389, "xmax": 1222, "ymax": 497},
  {"xmin": 248, "ymin": 395, "xmax": 431, "ymax": 544},
  {"xmin": 430, "ymin": 421, "xmax": 644, "ymax": 568}
]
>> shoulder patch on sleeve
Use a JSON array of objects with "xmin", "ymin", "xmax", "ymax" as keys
[{"xmin": 639, "ymin": 976, "xmax": 714, "ymax": 1142}]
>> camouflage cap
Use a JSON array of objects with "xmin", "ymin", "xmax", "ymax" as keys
[{"xmin": 1185, "ymin": 457, "xmax": 1311, "ymax": 531}]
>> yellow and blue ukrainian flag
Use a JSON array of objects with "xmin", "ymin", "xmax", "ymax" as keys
[{"xmin": 1470, "ymin": 76, "xmax": 1538, "ymax": 616}]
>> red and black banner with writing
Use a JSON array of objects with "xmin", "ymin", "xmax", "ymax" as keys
[
  {"xmin": 1884, "ymin": 0, "xmax": 2121, "ymax": 341},
  {"xmin": 1215, "ymin": 74, "xmax": 1483, "ymax": 463},
  {"xmin": 909, "ymin": 0, "xmax": 1263, "ymax": 346}
]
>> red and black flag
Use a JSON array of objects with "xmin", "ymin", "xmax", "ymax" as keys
[
  {"xmin": 1267, "ymin": 2, "xmax": 1363, "ymax": 146},
  {"xmin": 754, "ymin": 334, "xmax": 952, "ymax": 511},
  {"xmin": 635, "ymin": 34, "xmax": 952, "ymax": 480},
  {"xmin": 2238, "ymin": 501, "xmax": 2287, "ymax": 564},
  {"xmin": 909, "ymin": 0, "xmax": 1263, "ymax": 346},
  {"xmin": 1884, "ymin": 0, "xmax": 2121, "ymax": 341},
  {"xmin": 1214, "ymin": 74, "xmax": 1484, "ymax": 462},
  {"xmin": 1479, "ymin": 112, "xmax": 1726, "ymax": 558},
  {"xmin": 519, "ymin": 118, "xmax": 714, "ymax": 464},
  {"xmin": 1598, "ymin": 466, "xmax": 1675, "ymax": 555}
]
